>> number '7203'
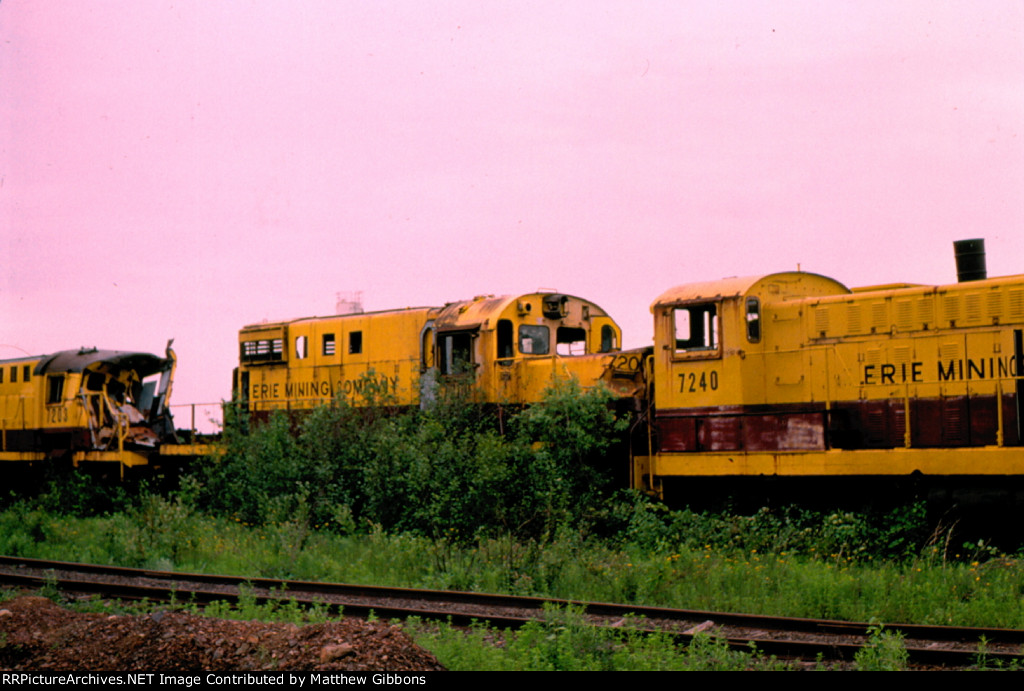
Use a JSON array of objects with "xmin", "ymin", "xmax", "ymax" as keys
[{"xmin": 46, "ymin": 406, "xmax": 69, "ymax": 424}]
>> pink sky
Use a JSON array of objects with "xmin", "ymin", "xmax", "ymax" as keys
[{"xmin": 2, "ymin": 1, "xmax": 1023, "ymax": 418}]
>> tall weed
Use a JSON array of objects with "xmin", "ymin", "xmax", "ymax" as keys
[{"xmin": 191, "ymin": 374, "xmax": 625, "ymax": 543}]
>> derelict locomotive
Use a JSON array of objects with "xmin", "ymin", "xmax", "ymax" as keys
[
  {"xmin": 233, "ymin": 292, "xmax": 644, "ymax": 415},
  {"xmin": 633, "ymin": 239, "xmax": 1024, "ymax": 498},
  {"xmin": 0, "ymin": 343, "xmax": 177, "ymax": 474},
  {"xmin": 6, "ymin": 239, "xmax": 1024, "ymax": 501}
]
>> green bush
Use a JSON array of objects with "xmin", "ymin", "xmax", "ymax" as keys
[{"xmin": 190, "ymin": 374, "xmax": 626, "ymax": 543}]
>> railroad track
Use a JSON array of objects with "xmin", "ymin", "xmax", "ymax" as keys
[{"xmin": 1, "ymin": 556, "xmax": 1021, "ymax": 668}]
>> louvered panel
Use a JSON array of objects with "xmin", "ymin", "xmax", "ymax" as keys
[
  {"xmin": 847, "ymin": 304, "xmax": 862, "ymax": 334},
  {"xmin": 871, "ymin": 301, "xmax": 888, "ymax": 333},
  {"xmin": 943, "ymin": 293, "xmax": 961, "ymax": 324},
  {"xmin": 1008, "ymin": 289, "xmax": 1024, "ymax": 320},
  {"xmin": 895, "ymin": 299, "xmax": 913, "ymax": 330},
  {"xmin": 964, "ymin": 293, "xmax": 982, "ymax": 323}
]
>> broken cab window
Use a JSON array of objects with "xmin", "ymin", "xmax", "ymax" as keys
[
  {"xmin": 556, "ymin": 326, "xmax": 587, "ymax": 356},
  {"xmin": 349, "ymin": 331, "xmax": 363, "ymax": 355},
  {"xmin": 439, "ymin": 332, "xmax": 474, "ymax": 375},
  {"xmin": 518, "ymin": 325, "xmax": 549, "ymax": 355},
  {"xmin": 107, "ymin": 379, "xmax": 126, "ymax": 401},
  {"xmin": 294, "ymin": 335, "xmax": 308, "ymax": 360},
  {"xmin": 674, "ymin": 303, "xmax": 719, "ymax": 355}
]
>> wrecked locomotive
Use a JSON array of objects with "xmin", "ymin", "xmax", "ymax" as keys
[
  {"xmin": 233, "ymin": 291, "xmax": 645, "ymax": 416},
  {"xmin": 0, "ymin": 292, "xmax": 645, "ymax": 477},
  {"xmin": 0, "ymin": 343, "xmax": 177, "ymax": 474}
]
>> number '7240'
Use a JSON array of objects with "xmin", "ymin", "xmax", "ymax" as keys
[{"xmin": 679, "ymin": 370, "xmax": 719, "ymax": 393}]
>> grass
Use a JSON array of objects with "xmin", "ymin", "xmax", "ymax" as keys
[
  {"xmin": 3, "ymin": 502, "xmax": 1024, "ymax": 630},
  {"xmin": 5, "ymin": 504, "xmax": 1024, "ymax": 671},
  {"xmin": 405, "ymin": 606, "xmax": 794, "ymax": 671},
  {"xmin": 853, "ymin": 624, "xmax": 909, "ymax": 671}
]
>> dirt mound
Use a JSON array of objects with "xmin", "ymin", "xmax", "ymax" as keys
[{"xmin": 0, "ymin": 596, "xmax": 445, "ymax": 672}]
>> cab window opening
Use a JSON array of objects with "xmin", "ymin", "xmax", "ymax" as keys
[
  {"xmin": 518, "ymin": 325, "xmax": 550, "ymax": 355},
  {"xmin": 556, "ymin": 326, "xmax": 587, "ymax": 356},
  {"xmin": 600, "ymin": 325, "xmax": 617, "ymax": 353},
  {"xmin": 746, "ymin": 297, "xmax": 761, "ymax": 343},
  {"xmin": 46, "ymin": 375, "xmax": 64, "ymax": 405},
  {"xmin": 497, "ymin": 319, "xmax": 514, "ymax": 359},
  {"xmin": 674, "ymin": 303, "xmax": 719, "ymax": 352},
  {"xmin": 439, "ymin": 332, "xmax": 474, "ymax": 375},
  {"xmin": 107, "ymin": 379, "xmax": 126, "ymax": 402}
]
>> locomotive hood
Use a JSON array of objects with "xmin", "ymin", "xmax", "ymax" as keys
[{"xmin": 651, "ymin": 272, "xmax": 850, "ymax": 311}]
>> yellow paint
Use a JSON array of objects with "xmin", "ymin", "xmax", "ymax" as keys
[
  {"xmin": 636, "ymin": 446, "xmax": 1024, "ymax": 477},
  {"xmin": 0, "ymin": 347, "xmax": 175, "ymax": 470},
  {"xmin": 641, "ymin": 271, "xmax": 1024, "ymax": 488},
  {"xmin": 236, "ymin": 293, "xmax": 639, "ymax": 412}
]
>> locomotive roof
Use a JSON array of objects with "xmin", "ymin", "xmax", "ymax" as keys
[
  {"xmin": 241, "ymin": 305, "xmax": 439, "ymax": 330},
  {"xmin": 435, "ymin": 295, "xmax": 514, "ymax": 331},
  {"xmin": 33, "ymin": 349, "xmax": 171, "ymax": 377},
  {"xmin": 434, "ymin": 292, "xmax": 612, "ymax": 331},
  {"xmin": 652, "ymin": 272, "xmax": 850, "ymax": 310}
]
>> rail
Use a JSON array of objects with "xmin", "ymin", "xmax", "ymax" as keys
[{"xmin": 2, "ymin": 556, "xmax": 1022, "ymax": 668}]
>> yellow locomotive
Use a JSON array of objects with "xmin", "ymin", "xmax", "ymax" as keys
[
  {"xmin": 235, "ymin": 292, "xmax": 642, "ymax": 414},
  {"xmin": 0, "ymin": 344, "xmax": 177, "ymax": 472},
  {"xmin": 15, "ymin": 239, "xmax": 1021, "ymax": 500},
  {"xmin": 633, "ymin": 242, "xmax": 1024, "ymax": 497}
]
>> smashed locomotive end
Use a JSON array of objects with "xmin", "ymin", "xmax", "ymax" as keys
[{"xmin": 0, "ymin": 341, "xmax": 178, "ymax": 476}]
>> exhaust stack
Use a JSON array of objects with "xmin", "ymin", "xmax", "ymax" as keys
[{"xmin": 954, "ymin": 238, "xmax": 987, "ymax": 282}]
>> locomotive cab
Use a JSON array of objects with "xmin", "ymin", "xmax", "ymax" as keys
[
  {"xmin": 430, "ymin": 292, "xmax": 638, "ymax": 404},
  {"xmin": 0, "ymin": 344, "xmax": 177, "ymax": 469},
  {"xmin": 636, "ymin": 272, "xmax": 852, "ymax": 493}
]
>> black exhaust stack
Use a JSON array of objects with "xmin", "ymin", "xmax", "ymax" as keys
[{"xmin": 954, "ymin": 238, "xmax": 987, "ymax": 282}]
